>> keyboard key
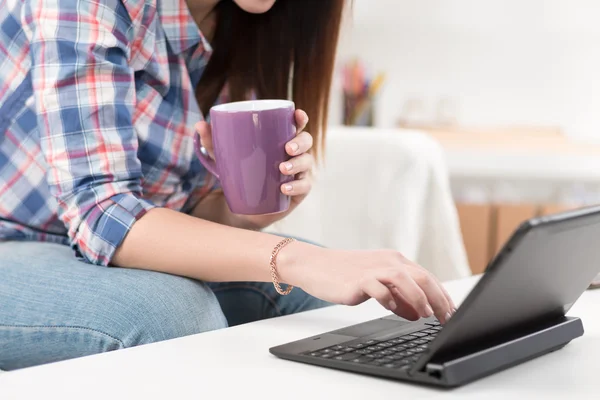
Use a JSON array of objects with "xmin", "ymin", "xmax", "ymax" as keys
[
  {"xmin": 396, "ymin": 351, "xmax": 410, "ymax": 357},
  {"xmin": 364, "ymin": 340, "xmax": 379, "ymax": 345},
  {"xmin": 368, "ymin": 345, "xmax": 385, "ymax": 352},
  {"xmin": 404, "ymin": 342, "xmax": 418, "ymax": 349},
  {"xmin": 385, "ymin": 360, "xmax": 412, "ymax": 369},
  {"xmin": 422, "ymin": 329, "xmax": 437, "ymax": 334},
  {"xmin": 350, "ymin": 343, "xmax": 367, "ymax": 349},
  {"xmin": 413, "ymin": 347, "xmax": 425, "ymax": 353},
  {"xmin": 423, "ymin": 337, "xmax": 436, "ymax": 342},
  {"xmin": 332, "ymin": 351, "xmax": 345, "ymax": 356},
  {"xmin": 379, "ymin": 342, "xmax": 394, "ymax": 348},
  {"xmin": 365, "ymin": 354, "xmax": 378, "ymax": 359},
  {"xmin": 399, "ymin": 335, "xmax": 417, "ymax": 341},
  {"xmin": 331, "ymin": 345, "xmax": 346, "ymax": 351},
  {"xmin": 410, "ymin": 355, "xmax": 420, "ymax": 362},
  {"xmin": 413, "ymin": 339, "xmax": 428, "ymax": 345},
  {"xmin": 426, "ymin": 320, "xmax": 441, "ymax": 326},
  {"xmin": 416, "ymin": 345, "xmax": 428, "ymax": 351},
  {"xmin": 321, "ymin": 353, "xmax": 334, "ymax": 358},
  {"xmin": 411, "ymin": 332, "xmax": 427, "ymax": 338},
  {"xmin": 333, "ymin": 353, "xmax": 360, "ymax": 361},
  {"xmin": 351, "ymin": 356, "xmax": 371, "ymax": 364},
  {"xmin": 405, "ymin": 350, "xmax": 415, "ymax": 356},
  {"xmin": 321, "ymin": 349, "xmax": 333, "ymax": 353},
  {"xmin": 390, "ymin": 339, "xmax": 406, "ymax": 345},
  {"xmin": 392, "ymin": 345, "xmax": 407, "ymax": 352},
  {"xmin": 355, "ymin": 349, "xmax": 372, "ymax": 355},
  {"xmin": 380, "ymin": 357, "xmax": 395, "ymax": 363},
  {"xmin": 390, "ymin": 354, "xmax": 405, "ymax": 361},
  {"xmin": 373, "ymin": 351, "xmax": 387, "ymax": 357},
  {"xmin": 380, "ymin": 350, "xmax": 394, "ymax": 356},
  {"xmin": 308, "ymin": 352, "xmax": 321, "ymax": 357},
  {"xmin": 343, "ymin": 347, "xmax": 355, "ymax": 353}
]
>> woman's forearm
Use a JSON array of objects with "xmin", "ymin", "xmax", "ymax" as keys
[
  {"xmin": 191, "ymin": 190, "xmax": 262, "ymax": 230},
  {"xmin": 112, "ymin": 207, "xmax": 303, "ymax": 282}
]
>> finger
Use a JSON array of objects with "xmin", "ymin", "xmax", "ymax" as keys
[
  {"xmin": 286, "ymin": 131, "xmax": 313, "ymax": 156},
  {"xmin": 378, "ymin": 270, "xmax": 433, "ymax": 319},
  {"xmin": 194, "ymin": 121, "xmax": 215, "ymax": 159},
  {"xmin": 390, "ymin": 287, "xmax": 421, "ymax": 321},
  {"xmin": 279, "ymin": 153, "xmax": 314, "ymax": 176},
  {"xmin": 403, "ymin": 257, "xmax": 457, "ymax": 316},
  {"xmin": 360, "ymin": 278, "xmax": 397, "ymax": 311},
  {"xmin": 410, "ymin": 270, "xmax": 452, "ymax": 324},
  {"xmin": 439, "ymin": 282, "xmax": 457, "ymax": 312},
  {"xmin": 281, "ymin": 177, "xmax": 312, "ymax": 196},
  {"xmin": 294, "ymin": 109, "xmax": 309, "ymax": 133}
]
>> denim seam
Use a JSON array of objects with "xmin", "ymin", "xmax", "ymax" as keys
[
  {"xmin": 0, "ymin": 324, "xmax": 126, "ymax": 347},
  {"xmin": 211, "ymin": 284, "xmax": 283, "ymax": 316}
]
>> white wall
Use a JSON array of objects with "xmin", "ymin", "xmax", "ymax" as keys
[{"xmin": 329, "ymin": 0, "xmax": 600, "ymax": 140}]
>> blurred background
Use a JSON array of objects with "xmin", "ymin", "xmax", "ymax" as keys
[{"xmin": 281, "ymin": 0, "xmax": 600, "ymax": 278}]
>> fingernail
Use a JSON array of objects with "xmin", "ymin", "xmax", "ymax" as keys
[
  {"xmin": 424, "ymin": 305, "xmax": 434, "ymax": 317},
  {"xmin": 388, "ymin": 300, "xmax": 397, "ymax": 310},
  {"xmin": 288, "ymin": 142, "xmax": 299, "ymax": 154},
  {"xmin": 284, "ymin": 162, "xmax": 293, "ymax": 171},
  {"xmin": 284, "ymin": 184, "xmax": 293, "ymax": 193},
  {"xmin": 444, "ymin": 312, "xmax": 452, "ymax": 323}
]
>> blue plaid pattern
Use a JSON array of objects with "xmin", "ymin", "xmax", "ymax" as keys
[{"xmin": 0, "ymin": 0, "xmax": 217, "ymax": 265}]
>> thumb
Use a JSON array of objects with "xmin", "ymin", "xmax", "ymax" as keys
[{"xmin": 195, "ymin": 121, "xmax": 215, "ymax": 160}]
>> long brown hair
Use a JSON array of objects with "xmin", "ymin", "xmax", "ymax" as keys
[{"xmin": 195, "ymin": 0, "xmax": 346, "ymax": 160}]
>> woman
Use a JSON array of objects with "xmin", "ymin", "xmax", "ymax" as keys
[{"xmin": 0, "ymin": 0, "xmax": 455, "ymax": 370}]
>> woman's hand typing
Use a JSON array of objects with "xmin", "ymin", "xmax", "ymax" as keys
[{"xmin": 278, "ymin": 243, "xmax": 456, "ymax": 324}]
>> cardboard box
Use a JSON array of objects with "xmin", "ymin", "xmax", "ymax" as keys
[{"xmin": 456, "ymin": 203, "xmax": 494, "ymax": 274}]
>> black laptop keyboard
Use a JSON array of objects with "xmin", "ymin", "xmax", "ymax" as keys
[{"xmin": 304, "ymin": 320, "xmax": 442, "ymax": 371}]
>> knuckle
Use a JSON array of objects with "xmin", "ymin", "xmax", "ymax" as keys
[
  {"xmin": 391, "ymin": 269, "xmax": 405, "ymax": 281},
  {"xmin": 358, "ymin": 276, "xmax": 372, "ymax": 290},
  {"xmin": 414, "ymin": 270, "xmax": 433, "ymax": 287},
  {"xmin": 303, "ymin": 179, "xmax": 312, "ymax": 191},
  {"xmin": 413, "ymin": 293, "xmax": 428, "ymax": 308},
  {"xmin": 383, "ymin": 250, "xmax": 405, "ymax": 268},
  {"xmin": 306, "ymin": 132, "xmax": 314, "ymax": 145}
]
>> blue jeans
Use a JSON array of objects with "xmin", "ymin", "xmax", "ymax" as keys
[{"xmin": 0, "ymin": 241, "xmax": 330, "ymax": 371}]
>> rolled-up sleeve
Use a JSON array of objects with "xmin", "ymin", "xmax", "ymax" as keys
[{"xmin": 23, "ymin": 0, "xmax": 155, "ymax": 265}]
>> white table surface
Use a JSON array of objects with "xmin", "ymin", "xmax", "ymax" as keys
[{"xmin": 1, "ymin": 276, "xmax": 599, "ymax": 399}]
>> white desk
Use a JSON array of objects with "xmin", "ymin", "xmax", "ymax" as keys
[{"xmin": 1, "ymin": 276, "xmax": 599, "ymax": 399}]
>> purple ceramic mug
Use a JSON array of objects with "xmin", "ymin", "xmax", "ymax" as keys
[{"xmin": 194, "ymin": 99, "xmax": 296, "ymax": 215}]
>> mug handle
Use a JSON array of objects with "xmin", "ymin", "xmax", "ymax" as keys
[{"xmin": 193, "ymin": 133, "xmax": 220, "ymax": 180}]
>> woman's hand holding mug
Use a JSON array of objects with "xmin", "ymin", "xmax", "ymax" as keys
[{"xmin": 194, "ymin": 101, "xmax": 314, "ymax": 229}]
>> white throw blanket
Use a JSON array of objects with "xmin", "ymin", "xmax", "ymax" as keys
[{"xmin": 268, "ymin": 126, "xmax": 471, "ymax": 282}]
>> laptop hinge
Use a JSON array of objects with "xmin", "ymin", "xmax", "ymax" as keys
[{"xmin": 423, "ymin": 363, "xmax": 444, "ymax": 380}]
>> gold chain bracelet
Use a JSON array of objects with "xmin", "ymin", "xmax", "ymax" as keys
[{"xmin": 270, "ymin": 237, "xmax": 296, "ymax": 295}]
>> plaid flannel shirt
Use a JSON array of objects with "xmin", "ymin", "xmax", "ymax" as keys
[{"xmin": 0, "ymin": 0, "xmax": 220, "ymax": 265}]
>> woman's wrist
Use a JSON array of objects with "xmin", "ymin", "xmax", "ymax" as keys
[{"xmin": 274, "ymin": 239, "xmax": 322, "ymax": 288}]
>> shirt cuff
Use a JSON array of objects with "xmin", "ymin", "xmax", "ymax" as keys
[{"xmin": 73, "ymin": 193, "xmax": 156, "ymax": 266}]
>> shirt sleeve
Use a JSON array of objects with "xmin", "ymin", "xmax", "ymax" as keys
[{"xmin": 23, "ymin": 0, "xmax": 155, "ymax": 266}]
